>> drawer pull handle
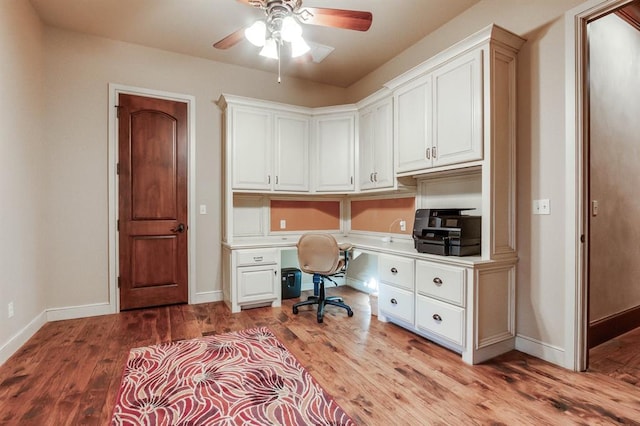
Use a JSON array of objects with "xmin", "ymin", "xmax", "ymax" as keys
[
  {"xmin": 433, "ymin": 277, "xmax": 443, "ymax": 286},
  {"xmin": 433, "ymin": 313, "xmax": 442, "ymax": 322},
  {"xmin": 253, "ymin": 256, "xmax": 263, "ymax": 262},
  {"xmin": 390, "ymin": 267, "xmax": 398, "ymax": 274},
  {"xmin": 390, "ymin": 298, "xmax": 398, "ymax": 305}
]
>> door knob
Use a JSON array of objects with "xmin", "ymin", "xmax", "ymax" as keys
[{"xmin": 171, "ymin": 223, "xmax": 186, "ymax": 233}]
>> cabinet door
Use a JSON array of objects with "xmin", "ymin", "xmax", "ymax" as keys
[
  {"xmin": 371, "ymin": 98, "xmax": 394, "ymax": 188},
  {"xmin": 394, "ymin": 74, "xmax": 432, "ymax": 173},
  {"xmin": 231, "ymin": 106, "xmax": 272, "ymax": 190},
  {"xmin": 358, "ymin": 108, "xmax": 376, "ymax": 190},
  {"xmin": 237, "ymin": 265, "xmax": 278, "ymax": 304},
  {"xmin": 432, "ymin": 50, "xmax": 483, "ymax": 167},
  {"xmin": 314, "ymin": 113, "xmax": 355, "ymax": 192},
  {"xmin": 274, "ymin": 113, "xmax": 310, "ymax": 191}
]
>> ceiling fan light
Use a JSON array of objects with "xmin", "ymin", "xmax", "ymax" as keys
[
  {"xmin": 259, "ymin": 38, "xmax": 279, "ymax": 59},
  {"xmin": 281, "ymin": 16, "xmax": 302, "ymax": 42},
  {"xmin": 245, "ymin": 20, "xmax": 266, "ymax": 47},
  {"xmin": 290, "ymin": 36, "xmax": 310, "ymax": 58}
]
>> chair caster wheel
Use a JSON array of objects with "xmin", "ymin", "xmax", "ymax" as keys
[
  {"xmin": 317, "ymin": 317, "xmax": 323, "ymax": 324},
  {"xmin": 293, "ymin": 307, "xmax": 298, "ymax": 315},
  {"xmin": 347, "ymin": 309, "xmax": 354, "ymax": 317}
]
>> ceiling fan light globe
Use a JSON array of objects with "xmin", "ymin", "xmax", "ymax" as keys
[
  {"xmin": 259, "ymin": 38, "xmax": 279, "ymax": 59},
  {"xmin": 290, "ymin": 36, "xmax": 310, "ymax": 58},
  {"xmin": 245, "ymin": 20, "xmax": 266, "ymax": 47},
  {"xmin": 281, "ymin": 16, "xmax": 302, "ymax": 42}
]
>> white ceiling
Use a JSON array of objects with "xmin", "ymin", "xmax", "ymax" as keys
[{"xmin": 29, "ymin": 0, "xmax": 481, "ymax": 87}]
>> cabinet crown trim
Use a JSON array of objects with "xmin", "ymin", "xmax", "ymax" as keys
[{"xmin": 384, "ymin": 24, "xmax": 525, "ymax": 91}]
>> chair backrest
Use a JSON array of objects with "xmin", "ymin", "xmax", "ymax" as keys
[{"xmin": 296, "ymin": 233, "xmax": 342, "ymax": 276}]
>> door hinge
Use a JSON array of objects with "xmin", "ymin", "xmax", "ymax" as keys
[
  {"xmin": 116, "ymin": 162, "xmax": 120, "ymax": 175},
  {"xmin": 117, "ymin": 219, "xmax": 120, "ymax": 231},
  {"xmin": 117, "ymin": 277, "xmax": 121, "ymax": 288},
  {"xmin": 115, "ymin": 105, "xmax": 120, "ymax": 119}
]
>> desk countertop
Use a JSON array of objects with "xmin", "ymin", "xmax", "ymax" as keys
[{"xmin": 223, "ymin": 234, "xmax": 515, "ymax": 268}]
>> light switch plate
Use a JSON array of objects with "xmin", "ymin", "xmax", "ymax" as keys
[{"xmin": 280, "ymin": 219, "xmax": 286, "ymax": 229}]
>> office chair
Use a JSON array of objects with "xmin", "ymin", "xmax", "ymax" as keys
[{"xmin": 292, "ymin": 233, "xmax": 354, "ymax": 323}]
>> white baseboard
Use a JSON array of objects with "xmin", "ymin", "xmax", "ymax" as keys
[
  {"xmin": 46, "ymin": 302, "xmax": 115, "ymax": 322},
  {"xmin": 192, "ymin": 290, "xmax": 223, "ymax": 304},
  {"xmin": 0, "ymin": 310, "xmax": 47, "ymax": 365},
  {"xmin": 515, "ymin": 334, "xmax": 565, "ymax": 366}
]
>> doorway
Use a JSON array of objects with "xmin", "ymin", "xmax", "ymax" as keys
[
  {"xmin": 585, "ymin": 1, "xmax": 640, "ymax": 368},
  {"xmin": 108, "ymin": 85, "xmax": 197, "ymax": 312}
]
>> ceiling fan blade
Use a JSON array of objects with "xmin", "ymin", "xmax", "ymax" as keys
[
  {"xmin": 302, "ymin": 7, "xmax": 373, "ymax": 32},
  {"xmin": 213, "ymin": 28, "xmax": 246, "ymax": 49}
]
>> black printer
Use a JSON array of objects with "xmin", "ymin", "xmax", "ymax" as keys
[{"xmin": 413, "ymin": 208, "xmax": 481, "ymax": 256}]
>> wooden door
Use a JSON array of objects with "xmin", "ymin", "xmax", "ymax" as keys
[{"xmin": 118, "ymin": 94, "xmax": 188, "ymax": 310}]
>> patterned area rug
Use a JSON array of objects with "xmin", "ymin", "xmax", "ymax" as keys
[{"xmin": 111, "ymin": 327, "xmax": 354, "ymax": 425}]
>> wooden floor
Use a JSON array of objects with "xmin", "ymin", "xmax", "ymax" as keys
[
  {"xmin": 1, "ymin": 287, "xmax": 640, "ymax": 425},
  {"xmin": 590, "ymin": 325, "xmax": 640, "ymax": 389}
]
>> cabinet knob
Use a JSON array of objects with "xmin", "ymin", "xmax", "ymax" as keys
[
  {"xmin": 426, "ymin": 148, "xmax": 431, "ymax": 160},
  {"xmin": 370, "ymin": 172, "xmax": 374, "ymax": 182},
  {"xmin": 373, "ymin": 172, "xmax": 378, "ymax": 182},
  {"xmin": 432, "ymin": 313, "xmax": 442, "ymax": 322},
  {"xmin": 432, "ymin": 146, "xmax": 437, "ymax": 159},
  {"xmin": 433, "ymin": 277, "xmax": 443, "ymax": 286},
  {"xmin": 390, "ymin": 267, "xmax": 398, "ymax": 274},
  {"xmin": 390, "ymin": 298, "xmax": 398, "ymax": 305},
  {"xmin": 253, "ymin": 256, "xmax": 263, "ymax": 262}
]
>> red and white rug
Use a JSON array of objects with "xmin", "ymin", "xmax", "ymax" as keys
[{"xmin": 111, "ymin": 327, "xmax": 355, "ymax": 425}]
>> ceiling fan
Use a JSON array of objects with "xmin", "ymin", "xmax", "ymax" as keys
[{"xmin": 213, "ymin": 0, "xmax": 373, "ymax": 59}]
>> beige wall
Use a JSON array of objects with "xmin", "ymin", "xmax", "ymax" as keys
[
  {"xmin": 0, "ymin": 0, "xmax": 46, "ymax": 359},
  {"xmin": 41, "ymin": 27, "xmax": 349, "ymax": 309},
  {"xmin": 345, "ymin": 0, "xmax": 584, "ymax": 354},
  {"xmin": 588, "ymin": 13, "xmax": 640, "ymax": 322}
]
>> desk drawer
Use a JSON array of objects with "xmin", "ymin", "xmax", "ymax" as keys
[
  {"xmin": 416, "ymin": 295, "xmax": 465, "ymax": 347},
  {"xmin": 415, "ymin": 261, "xmax": 466, "ymax": 307},
  {"xmin": 378, "ymin": 283, "xmax": 414, "ymax": 324},
  {"xmin": 236, "ymin": 249, "xmax": 278, "ymax": 266},
  {"xmin": 378, "ymin": 254, "xmax": 414, "ymax": 290}
]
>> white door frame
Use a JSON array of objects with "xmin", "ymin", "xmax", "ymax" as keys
[
  {"xmin": 565, "ymin": 0, "xmax": 633, "ymax": 371},
  {"xmin": 108, "ymin": 83, "xmax": 197, "ymax": 312}
]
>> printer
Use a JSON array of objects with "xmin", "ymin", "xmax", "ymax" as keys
[{"xmin": 412, "ymin": 208, "xmax": 481, "ymax": 256}]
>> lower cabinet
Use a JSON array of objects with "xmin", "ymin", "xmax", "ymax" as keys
[
  {"xmin": 377, "ymin": 254, "xmax": 517, "ymax": 365},
  {"xmin": 223, "ymin": 247, "xmax": 281, "ymax": 313},
  {"xmin": 378, "ymin": 283, "xmax": 414, "ymax": 324}
]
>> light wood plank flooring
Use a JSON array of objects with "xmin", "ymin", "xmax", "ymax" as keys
[{"xmin": 1, "ymin": 287, "xmax": 640, "ymax": 425}]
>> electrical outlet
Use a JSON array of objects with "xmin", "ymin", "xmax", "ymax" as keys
[
  {"xmin": 199, "ymin": 204, "xmax": 207, "ymax": 214},
  {"xmin": 8, "ymin": 302, "xmax": 14, "ymax": 318},
  {"xmin": 280, "ymin": 219, "xmax": 286, "ymax": 229},
  {"xmin": 533, "ymin": 199, "xmax": 550, "ymax": 215},
  {"xmin": 400, "ymin": 220, "xmax": 406, "ymax": 231}
]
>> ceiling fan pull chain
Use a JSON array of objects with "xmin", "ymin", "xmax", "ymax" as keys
[{"xmin": 278, "ymin": 40, "xmax": 282, "ymax": 84}]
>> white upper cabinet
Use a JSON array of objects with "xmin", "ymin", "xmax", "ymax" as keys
[
  {"xmin": 432, "ymin": 49, "xmax": 482, "ymax": 167},
  {"xmin": 225, "ymin": 99, "xmax": 310, "ymax": 192},
  {"xmin": 274, "ymin": 112, "xmax": 310, "ymax": 191},
  {"xmin": 313, "ymin": 111, "xmax": 356, "ymax": 192},
  {"xmin": 393, "ymin": 48, "xmax": 483, "ymax": 175},
  {"xmin": 358, "ymin": 96, "xmax": 394, "ymax": 190},
  {"xmin": 394, "ymin": 74, "xmax": 432, "ymax": 174},
  {"xmin": 231, "ymin": 106, "xmax": 273, "ymax": 190}
]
